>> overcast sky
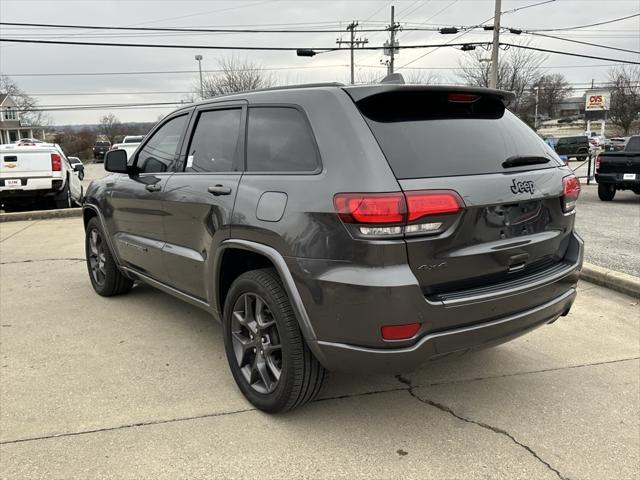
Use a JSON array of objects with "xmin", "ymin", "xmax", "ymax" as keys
[{"xmin": 1, "ymin": 0, "xmax": 638, "ymax": 125}]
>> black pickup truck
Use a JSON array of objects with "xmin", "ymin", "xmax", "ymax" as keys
[{"xmin": 595, "ymin": 135, "xmax": 640, "ymax": 201}]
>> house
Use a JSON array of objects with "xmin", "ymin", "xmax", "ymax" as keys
[{"xmin": 0, "ymin": 94, "xmax": 46, "ymax": 144}]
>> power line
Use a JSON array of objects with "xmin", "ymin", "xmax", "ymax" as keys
[
  {"xmin": 500, "ymin": 42, "xmax": 640, "ymax": 65},
  {"xmin": 3, "ymin": 62, "xmax": 628, "ymax": 78},
  {"xmin": 524, "ymin": 13, "xmax": 640, "ymax": 32},
  {"xmin": 0, "ymin": 36, "xmax": 494, "ymax": 52},
  {"xmin": 520, "ymin": 30, "xmax": 640, "ymax": 55},
  {"xmin": 0, "ymin": 21, "xmax": 435, "ymax": 33}
]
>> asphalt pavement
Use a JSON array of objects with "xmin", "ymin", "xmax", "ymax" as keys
[{"xmin": 0, "ymin": 217, "xmax": 638, "ymax": 479}]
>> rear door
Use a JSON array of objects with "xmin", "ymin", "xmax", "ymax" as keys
[
  {"xmin": 162, "ymin": 102, "xmax": 246, "ymax": 301},
  {"xmin": 350, "ymin": 88, "xmax": 574, "ymax": 297},
  {"xmin": 108, "ymin": 112, "xmax": 191, "ymax": 283}
]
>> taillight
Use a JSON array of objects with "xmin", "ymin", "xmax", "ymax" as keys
[
  {"xmin": 334, "ymin": 193, "xmax": 405, "ymax": 224},
  {"xmin": 562, "ymin": 175, "xmax": 580, "ymax": 213},
  {"xmin": 334, "ymin": 190, "xmax": 464, "ymax": 237},
  {"xmin": 51, "ymin": 153, "xmax": 62, "ymax": 171},
  {"xmin": 595, "ymin": 154, "xmax": 601, "ymax": 171}
]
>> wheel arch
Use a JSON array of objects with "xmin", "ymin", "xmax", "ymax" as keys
[{"xmin": 214, "ymin": 239, "xmax": 327, "ymax": 365}]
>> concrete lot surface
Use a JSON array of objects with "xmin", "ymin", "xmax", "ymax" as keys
[{"xmin": 1, "ymin": 217, "xmax": 639, "ymax": 479}]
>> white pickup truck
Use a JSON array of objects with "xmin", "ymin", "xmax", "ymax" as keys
[
  {"xmin": 0, "ymin": 143, "xmax": 84, "ymax": 211},
  {"xmin": 109, "ymin": 135, "xmax": 144, "ymax": 160}
]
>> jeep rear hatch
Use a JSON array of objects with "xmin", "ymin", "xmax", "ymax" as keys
[{"xmin": 345, "ymin": 86, "xmax": 578, "ymax": 300}]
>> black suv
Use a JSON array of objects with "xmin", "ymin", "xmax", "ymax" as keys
[
  {"xmin": 554, "ymin": 135, "xmax": 590, "ymax": 160},
  {"xmin": 92, "ymin": 141, "xmax": 111, "ymax": 162},
  {"xmin": 83, "ymin": 84, "xmax": 584, "ymax": 412}
]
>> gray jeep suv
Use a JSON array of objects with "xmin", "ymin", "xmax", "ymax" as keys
[{"xmin": 83, "ymin": 83, "xmax": 583, "ymax": 412}]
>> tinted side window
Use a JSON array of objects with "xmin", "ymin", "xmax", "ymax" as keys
[
  {"xmin": 247, "ymin": 107, "xmax": 319, "ymax": 172},
  {"xmin": 186, "ymin": 109, "xmax": 242, "ymax": 173},
  {"xmin": 136, "ymin": 115, "xmax": 188, "ymax": 173}
]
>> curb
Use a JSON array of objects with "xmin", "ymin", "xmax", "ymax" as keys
[
  {"xmin": 580, "ymin": 263, "xmax": 640, "ymax": 298},
  {"xmin": 0, "ymin": 208, "xmax": 83, "ymax": 223}
]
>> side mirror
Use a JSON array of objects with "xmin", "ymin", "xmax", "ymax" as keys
[
  {"xmin": 104, "ymin": 149, "xmax": 129, "ymax": 173},
  {"xmin": 73, "ymin": 163, "xmax": 84, "ymax": 172}
]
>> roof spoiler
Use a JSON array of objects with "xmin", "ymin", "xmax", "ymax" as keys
[{"xmin": 343, "ymin": 84, "xmax": 516, "ymax": 107}]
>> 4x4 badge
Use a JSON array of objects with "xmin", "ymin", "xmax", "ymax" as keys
[{"xmin": 510, "ymin": 179, "xmax": 535, "ymax": 194}]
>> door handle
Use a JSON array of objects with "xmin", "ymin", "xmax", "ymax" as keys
[
  {"xmin": 145, "ymin": 183, "xmax": 162, "ymax": 192},
  {"xmin": 208, "ymin": 185, "xmax": 232, "ymax": 196}
]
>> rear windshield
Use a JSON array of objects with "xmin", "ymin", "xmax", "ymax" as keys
[
  {"xmin": 124, "ymin": 136, "xmax": 143, "ymax": 143},
  {"xmin": 356, "ymin": 91, "xmax": 559, "ymax": 179},
  {"xmin": 95, "ymin": 142, "xmax": 110, "ymax": 146}
]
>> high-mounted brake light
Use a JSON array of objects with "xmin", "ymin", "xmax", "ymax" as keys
[
  {"xmin": 334, "ymin": 190, "xmax": 464, "ymax": 236},
  {"xmin": 448, "ymin": 93, "xmax": 479, "ymax": 103},
  {"xmin": 562, "ymin": 175, "xmax": 580, "ymax": 213},
  {"xmin": 51, "ymin": 153, "xmax": 62, "ymax": 171}
]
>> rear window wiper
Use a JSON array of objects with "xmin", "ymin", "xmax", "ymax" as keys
[{"xmin": 502, "ymin": 155, "xmax": 551, "ymax": 168}]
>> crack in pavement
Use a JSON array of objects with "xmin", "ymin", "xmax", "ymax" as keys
[
  {"xmin": 0, "ymin": 220, "xmax": 41, "ymax": 243},
  {"xmin": 395, "ymin": 374, "xmax": 569, "ymax": 480},
  {"xmin": 1, "ymin": 357, "xmax": 637, "ymax": 450},
  {"xmin": 0, "ymin": 257, "xmax": 85, "ymax": 265},
  {"xmin": 0, "ymin": 407, "xmax": 256, "ymax": 446}
]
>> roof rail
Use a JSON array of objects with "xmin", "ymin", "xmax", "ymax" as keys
[{"xmin": 192, "ymin": 82, "xmax": 345, "ymax": 105}]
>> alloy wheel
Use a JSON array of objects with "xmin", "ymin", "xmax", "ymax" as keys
[
  {"xmin": 88, "ymin": 228, "xmax": 107, "ymax": 286},
  {"xmin": 230, "ymin": 293, "xmax": 283, "ymax": 394}
]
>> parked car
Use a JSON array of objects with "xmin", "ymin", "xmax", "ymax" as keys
[
  {"xmin": 93, "ymin": 141, "xmax": 111, "ymax": 162},
  {"xmin": 122, "ymin": 135, "xmax": 145, "ymax": 144},
  {"xmin": 83, "ymin": 83, "xmax": 583, "ymax": 412},
  {"xmin": 68, "ymin": 156, "xmax": 85, "ymax": 181},
  {"xmin": 0, "ymin": 142, "xmax": 83, "ymax": 211},
  {"xmin": 603, "ymin": 137, "xmax": 628, "ymax": 152},
  {"xmin": 595, "ymin": 135, "xmax": 640, "ymax": 201},
  {"xmin": 554, "ymin": 135, "xmax": 590, "ymax": 161},
  {"xmin": 109, "ymin": 138, "xmax": 143, "ymax": 160}
]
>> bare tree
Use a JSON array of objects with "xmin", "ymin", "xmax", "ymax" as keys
[
  {"xmin": 457, "ymin": 42, "xmax": 546, "ymax": 114},
  {"xmin": 99, "ymin": 113, "xmax": 122, "ymax": 144},
  {"xmin": 197, "ymin": 56, "xmax": 274, "ymax": 98},
  {"xmin": 0, "ymin": 75, "xmax": 50, "ymax": 126},
  {"xmin": 531, "ymin": 74, "xmax": 572, "ymax": 118},
  {"xmin": 607, "ymin": 66, "xmax": 640, "ymax": 135}
]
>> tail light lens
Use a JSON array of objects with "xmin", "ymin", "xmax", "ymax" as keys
[
  {"xmin": 595, "ymin": 154, "xmax": 601, "ymax": 171},
  {"xmin": 51, "ymin": 153, "xmax": 62, "ymax": 171},
  {"xmin": 334, "ymin": 190, "xmax": 464, "ymax": 237},
  {"xmin": 562, "ymin": 175, "xmax": 580, "ymax": 213}
]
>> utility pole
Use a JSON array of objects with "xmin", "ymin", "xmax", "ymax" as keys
[
  {"xmin": 195, "ymin": 54, "xmax": 204, "ymax": 99},
  {"xmin": 384, "ymin": 6, "xmax": 400, "ymax": 75},
  {"xmin": 336, "ymin": 21, "xmax": 368, "ymax": 84},
  {"xmin": 534, "ymin": 86, "xmax": 539, "ymax": 130},
  {"xmin": 489, "ymin": 0, "xmax": 501, "ymax": 89}
]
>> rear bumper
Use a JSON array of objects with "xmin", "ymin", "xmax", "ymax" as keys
[
  {"xmin": 312, "ymin": 288, "xmax": 576, "ymax": 373},
  {"xmin": 595, "ymin": 172, "xmax": 640, "ymax": 186}
]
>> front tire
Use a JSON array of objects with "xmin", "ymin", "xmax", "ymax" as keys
[
  {"xmin": 223, "ymin": 268, "xmax": 327, "ymax": 413},
  {"xmin": 85, "ymin": 217, "xmax": 133, "ymax": 296},
  {"xmin": 598, "ymin": 183, "xmax": 616, "ymax": 201}
]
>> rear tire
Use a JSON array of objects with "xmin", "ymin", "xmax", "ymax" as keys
[
  {"xmin": 54, "ymin": 181, "xmax": 72, "ymax": 209},
  {"xmin": 223, "ymin": 268, "xmax": 327, "ymax": 413},
  {"xmin": 85, "ymin": 217, "xmax": 133, "ymax": 296},
  {"xmin": 598, "ymin": 183, "xmax": 616, "ymax": 201}
]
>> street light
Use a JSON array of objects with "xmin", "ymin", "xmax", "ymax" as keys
[{"xmin": 195, "ymin": 54, "xmax": 204, "ymax": 99}]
